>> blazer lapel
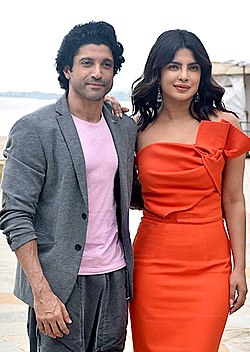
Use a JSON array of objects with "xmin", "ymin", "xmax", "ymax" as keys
[
  {"xmin": 54, "ymin": 97, "xmax": 129, "ymax": 209},
  {"xmin": 103, "ymin": 103, "xmax": 129, "ymax": 205},
  {"xmin": 55, "ymin": 95, "xmax": 88, "ymax": 208}
]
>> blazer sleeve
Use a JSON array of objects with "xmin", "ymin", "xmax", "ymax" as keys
[{"xmin": 0, "ymin": 117, "xmax": 46, "ymax": 251}]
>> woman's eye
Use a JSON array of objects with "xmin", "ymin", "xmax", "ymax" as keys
[
  {"xmin": 168, "ymin": 64, "xmax": 179, "ymax": 70},
  {"xmin": 189, "ymin": 65, "xmax": 200, "ymax": 71}
]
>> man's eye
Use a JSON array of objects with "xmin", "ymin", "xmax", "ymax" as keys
[
  {"xmin": 81, "ymin": 60, "xmax": 91, "ymax": 66},
  {"xmin": 103, "ymin": 62, "xmax": 113, "ymax": 68}
]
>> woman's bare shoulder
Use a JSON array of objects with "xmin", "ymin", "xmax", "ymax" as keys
[{"xmin": 210, "ymin": 111, "xmax": 241, "ymax": 128}]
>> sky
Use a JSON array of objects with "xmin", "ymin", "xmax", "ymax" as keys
[{"xmin": 1, "ymin": 0, "xmax": 249, "ymax": 94}]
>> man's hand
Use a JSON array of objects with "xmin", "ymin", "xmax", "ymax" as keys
[
  {"xmin": 15, "ymin": 240, "xmax": 72, "ymax": 338},
  {"xmin": 34, "ymin": 290, "xmax": 72, "ymax": 338}
]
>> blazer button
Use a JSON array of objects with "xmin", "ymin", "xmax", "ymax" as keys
[
  {"xmin": 82, "ymin": 213, "xmax": 87, "ymax": 220},
  {"xmin": 7, "ymin": 237, "xmax": 12, "ymax": 245},
  {"xmin": 75, "ymin": 244, "xmax": 82, "ymax": 251}
]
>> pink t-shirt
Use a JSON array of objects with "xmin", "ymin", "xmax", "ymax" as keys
[{"xmin": 72, "ymin": 114, "xmax": 126, "ymax": 275}]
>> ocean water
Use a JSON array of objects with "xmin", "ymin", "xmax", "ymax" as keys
[
  {"xmin": 0, "ymin": 97, "xmax": 57, "ymax": 136},
  {"xmin": 0, "ymin": 96, "xmax": 132, "ymax": 136}
]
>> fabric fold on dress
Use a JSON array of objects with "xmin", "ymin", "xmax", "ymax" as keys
[{"xmin": 137, "ymin": 119, "xmax": 250, "ymax": 220}]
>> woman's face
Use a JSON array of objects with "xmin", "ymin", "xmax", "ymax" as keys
[{"xmin": 160, "ymin": 48, "xmax": 201, "ymax": 103}]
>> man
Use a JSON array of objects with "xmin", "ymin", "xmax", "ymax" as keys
[{"xmin": 0, "ymin": 21, "xmax": 137, "ymax": 352}]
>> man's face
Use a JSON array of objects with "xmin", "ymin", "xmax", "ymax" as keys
[{"xmin": 64, "ymin": 44, "xmax": 114, "ymax": 102}]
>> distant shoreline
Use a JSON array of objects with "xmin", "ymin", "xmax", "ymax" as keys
[
  {"xmin": 0, "ymin": 89, "xmax": 131, "ymax": 101},
  {"xmin": 0, "ymin": 91, "xmax": 62, "ymax": 100}
]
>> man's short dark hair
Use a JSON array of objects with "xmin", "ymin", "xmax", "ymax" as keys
[{"xmin": 55, "ymin": 21, "xmax": 125, "ymax": 90}]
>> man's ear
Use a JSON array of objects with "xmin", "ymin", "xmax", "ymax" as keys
[{"xmin": 63, "ymin": 66, "xmax": 70, "ymax": 79}]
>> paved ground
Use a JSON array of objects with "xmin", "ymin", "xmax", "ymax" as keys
[{"xmin": 0, "ymin": 159, "xmax": 250, "ymax": 351}]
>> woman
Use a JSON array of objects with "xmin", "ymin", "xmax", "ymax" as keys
[{"xmin": 129, "ymin": 29, "xmax": 250, "ymax": 352}]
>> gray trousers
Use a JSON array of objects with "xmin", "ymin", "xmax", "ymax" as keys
[{"xmin": 27, "ymin": 268, "xmax": 128, "ymax": 352}]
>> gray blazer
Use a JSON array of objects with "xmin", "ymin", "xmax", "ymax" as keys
[{"xmin": 0, "ymin": 94, "xmax": 137, "ymax": 306}]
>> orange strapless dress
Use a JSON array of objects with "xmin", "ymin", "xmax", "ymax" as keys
[{"xmin": 129, "ymin": 120, "xmax": 250, "ymax": 352}]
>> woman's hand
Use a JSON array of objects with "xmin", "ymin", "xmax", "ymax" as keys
[
  {"xmin": 229, "ymin": 268, "xmax": 248, "ymax": 314},
  {"xmin": 105, "ymin": 95, "xmax": 129, "ymax": 118}
]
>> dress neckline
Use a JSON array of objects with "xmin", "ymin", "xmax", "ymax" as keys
[{"xmin": 136, "ymin": 119, "xmax": 231, "ymax": 157}]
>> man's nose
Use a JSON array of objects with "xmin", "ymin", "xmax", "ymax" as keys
[{"xmin": 91, "ymin": 65, "xmax": 102, "ymax": 79}]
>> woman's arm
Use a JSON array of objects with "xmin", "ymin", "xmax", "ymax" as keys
[{"xmin": 222, "ymin": 153, "xmax": 248, "ymax": 314}]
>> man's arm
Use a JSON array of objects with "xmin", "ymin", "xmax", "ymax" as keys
[
  {"xmin": 16, "ymin": 240, "xmax": 71, "ymax": 338},
  {"xmin": 0, "ymin": 117, "xmax": 71, "ymax": 338}
]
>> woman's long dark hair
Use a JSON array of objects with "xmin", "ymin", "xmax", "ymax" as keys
[{"xmin": 132, "ymin": 29, "xmax": 234, "ymax": 131}]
